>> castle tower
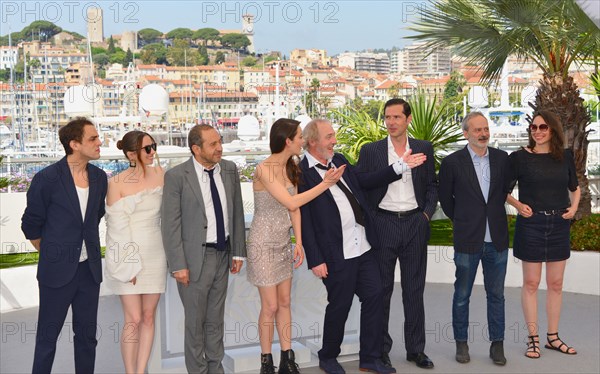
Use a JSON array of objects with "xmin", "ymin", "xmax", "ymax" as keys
[
  {"xmin": 242, "ymin": 14, "xmax": 255, "ymax": 53},
  {"xmin": 87, "ymin": 7, "xmax": 104, "ymax": 43}
]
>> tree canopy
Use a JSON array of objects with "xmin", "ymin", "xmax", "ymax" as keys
[
  {"xmin": 138, "ymin": 28, "xmax": 163, "ymax": 43},
  {"xmin": 408, "ymin": 0, "xmax": 599, "ymax": 83},
  {"xmin": 21, "ymin": 21, "xmax": 62, "ymax": 42},
  {"xmin": 167, "ymin": 39, "xmax": 206, "ymax": 66},
  {"xmin": 193, "ymin": 28, "xmax": 220, "ymax": 45},
  {"xmin": 220, "ymin": 33, "xmax": 251, "ymax": 51},
  {"xmin": 140, "ymin": 43, "xmax": 168, "ymax": 64},
  {"xmin": 166, "ymin": 28, "xmax": 193, "ymax": 40}
]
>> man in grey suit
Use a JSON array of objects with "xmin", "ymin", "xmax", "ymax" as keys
[{"xmin": 161, "ymin": 124, "xmax": 246, "ymax": 374}]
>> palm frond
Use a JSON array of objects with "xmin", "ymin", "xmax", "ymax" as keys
[{"xmin": 408, "ymin": 93, "xmax": 463, "ymax": 170}]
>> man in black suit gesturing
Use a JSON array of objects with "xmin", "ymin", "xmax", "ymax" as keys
[
  {"xmin": 299, "ymin": 119, "xmax": 398, "ymax": 374},
  {"xmin": 357, "ymin": 98, "xmax": 438, "ymax": 369},
  {"xmin": 438, "ymin": 112, "xmax": 510, "ymax": 365}
]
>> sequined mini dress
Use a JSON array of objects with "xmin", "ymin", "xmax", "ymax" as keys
[{"xmin": 246, "ymin": 187, "xmax": 295, "ymax": 287}]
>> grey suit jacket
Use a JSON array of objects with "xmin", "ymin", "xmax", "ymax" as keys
[{"xmin": 161, "ymin": 157, "xmax": 246, "ymax": 282}]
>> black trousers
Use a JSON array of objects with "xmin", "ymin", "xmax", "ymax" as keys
[
  {"xmin": 373, "ymin": 211, "xmax": 430, "ymax": 355},
  {"xmin": 319, "ymin": 250, "xmax": 384, "ymax": 363},
  {"xmin": 33, "ymin": 261, "xmax": 100, "ymax": 374}
]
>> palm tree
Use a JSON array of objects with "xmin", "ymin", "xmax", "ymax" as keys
[{"xmin": 409, "ymin": 0, "xmax": 600, "ymax": 218}]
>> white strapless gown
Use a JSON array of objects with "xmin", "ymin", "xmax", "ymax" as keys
[{"xmin": 104, "ymin": 187, "xmax": 167, "ymax": 295}]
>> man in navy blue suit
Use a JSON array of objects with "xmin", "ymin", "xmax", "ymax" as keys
[
  {"xmin": 22, "ymin": 117, "xmax": 107, "ymax": 373},
  {"xmin": 357, "ymin": 98, "xmax": 438, "ymax": 369},
  {"xmin": 299, "ymin": 119, "xmax": 400, "ymax": 374},
  {"xmin": 438, "ymin": 112, "xmax": 510, "ymax": 365}
]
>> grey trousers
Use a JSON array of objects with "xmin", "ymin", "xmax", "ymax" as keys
[{"xmin": 177, "ymin": 248, "xmax": 229, "ymax": 374}]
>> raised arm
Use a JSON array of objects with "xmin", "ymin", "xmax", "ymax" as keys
[{"xmin": 255, "ymin": 162, "xmax": 346, "ymax": 211}]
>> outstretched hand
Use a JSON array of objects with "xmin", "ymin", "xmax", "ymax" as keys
[{"xmin": 322, "ymin": 164, "xmax": 347, "ymax": 185}]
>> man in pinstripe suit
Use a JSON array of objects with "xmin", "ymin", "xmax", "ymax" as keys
[{"xmin": 357, "ymin": 98, "xmax": 438, "ymax": 369}]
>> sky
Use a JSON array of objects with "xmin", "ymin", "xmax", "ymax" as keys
[{"xmin": 0, "ymin": 0, "xmax": 430, "ymax": 55}]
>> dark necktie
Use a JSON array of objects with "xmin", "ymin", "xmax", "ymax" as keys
[
  {"xmin": 315, "ymin": 163, "xmax": 365, "ymax": 226},
  {"xmin": 204, "ymin": 168, "xmax": 226, "ymax": 250}
]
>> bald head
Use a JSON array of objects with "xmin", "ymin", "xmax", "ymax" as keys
[{"xmin": 303, "ymin": 119, "xmax": 336, "ymax": 164}]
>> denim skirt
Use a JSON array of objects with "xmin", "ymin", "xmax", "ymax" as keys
[{"xmin": 513, "ymin": 213, "xmax": 571, "ymax": 262}]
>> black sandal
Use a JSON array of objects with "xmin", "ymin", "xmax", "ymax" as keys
[
  {"xmin": 525, "ymin": 335, "xmax": 540, "ymax": 359},
  {"xmin": 545, "ymin": 332, "xmax": 577, "ymax": 355}
]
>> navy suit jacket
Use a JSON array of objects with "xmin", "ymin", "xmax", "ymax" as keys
[
  {"xmin": 438, "ymin": 146, "xmax": 510, "ymax": 253},
  {"xmin": 22, "ymin": 157, "xmax": 107, "ymax": 288},
  {"xmin": 299, "ymin": 153, "xmax": 400, "ymax": 271},
  {"xmin": 356, "ymin": 137, "xmax": 438, "ymax": 219}
]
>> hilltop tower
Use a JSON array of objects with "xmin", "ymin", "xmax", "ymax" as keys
[
  {"xmin": 87, "ymin": 7, "xmax": 104, "ymax": 43},
  {"xmin": 242, "ymin": 14, "xmax": 255, "ymax": 53}
]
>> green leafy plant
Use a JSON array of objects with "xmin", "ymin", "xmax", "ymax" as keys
[
  {"xmin": 570, "ymin": 214, "xmax": 600, "ymax": 251},
  {"xmin": 333, "ymin": 104, "xmax": 387, "ymax": 164},
  {"xmin": 408, "ymin": 93, "xmax": 463, "ymax": 170}
]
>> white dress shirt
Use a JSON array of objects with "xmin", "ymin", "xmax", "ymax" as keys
[
  {"xmin": 379, "ymin": 136, "xmax": 419, "ymax": 211},
  {"xmin": 192, "ymin": 158, "xmax": 230, "ymax": 243},
  {"xmin": 305, "ymin": 152, "xmax": 371, "ymax": 259},
  {"xmin": 75, "ymin": 186, "xmax": 89, "ymax": 262}
]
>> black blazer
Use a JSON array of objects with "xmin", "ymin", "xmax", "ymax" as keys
[
  {"xmin": 356, "ymin": 137, "xmax": 438, "ymax": 220},
  {"xmin": 438, "ymin": 146, "xmax": 510, "ymax": 253},
  {"xmin": 21, "ymin": 157, "xmax": 107, "ymax": 287},
  {"xmin": 299, "ymin": 153, "xmax": 396, "ymax": 271}
]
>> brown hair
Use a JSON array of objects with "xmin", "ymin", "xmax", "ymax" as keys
[
  {"xmin": 529, "ymin": 110, "xmax": 565, "ymax": 161},
  {"xmin": 384, "ymin": 98, "xmax": 412, "ymax": 117},
  {"xmin": 269, "ymin": 118, "xmax": 302, "ymax": 186},
  {"xmin": 117, "ymin": 130, "xmax": 157, "ymax": 174},
  {"xmin": 59, "ymin": 117, "xmax": 94, "ymax": 155}
]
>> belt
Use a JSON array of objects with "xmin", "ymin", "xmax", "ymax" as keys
[
  {"xmin": 377, "ymin": 207, "xmax": 421, "ymax": 217},
  {"xmin": 536, "ymin": 209, "xmax": 568, "ymax": 216},
  {"xmin": 204, "ymin": 237, "xmax": 230, "ymax": 248}
]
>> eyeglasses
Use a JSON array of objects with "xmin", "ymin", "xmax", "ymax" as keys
[
  {"xmin": 529, "ymin": 124, "xmax": 549, "ymax": 132},
  {"xmin": 140, "ymin": 143, "xmax": 157, "ymax": 154}
]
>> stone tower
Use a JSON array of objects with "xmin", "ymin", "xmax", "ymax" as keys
[
  {"xmin": 87, "ymin": 7, "xmax": 104, "ymax": 43},
  {"xmin": 242, "ymin": 14, "xmax": 255, "ymax": 53}
]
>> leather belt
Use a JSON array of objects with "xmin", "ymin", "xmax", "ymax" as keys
[
  {"xmin": 536, "ymin": 209, "xmax": 568, "ymax": 216},
  {"xmin": 377, "ymin": 207, "xmax": 421, "ymax": 217},
  {"xmin": 204, "ymin": 237, "xmax": 229, "ymax": 248}
]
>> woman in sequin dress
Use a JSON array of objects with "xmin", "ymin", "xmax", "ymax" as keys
[
  {"xmin": 104, "ymin": 131, "xmax": 166, "ymax": 374},
  {"xmin": 247, "ymin": 118, "xmax": 345, "ymax": 374}
]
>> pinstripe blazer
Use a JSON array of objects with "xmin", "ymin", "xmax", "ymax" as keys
[{"xmin": 356, "ymin": 137, "xmax": 438, "ymax": 219}]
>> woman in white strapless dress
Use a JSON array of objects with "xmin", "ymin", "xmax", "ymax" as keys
[{"xmin": 104, "ymin": 131, "xmax": 166, "ymax": 374}]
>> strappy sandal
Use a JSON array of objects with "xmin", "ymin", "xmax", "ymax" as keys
[
  {"xmin": 525, "ymin": 335, "xmax": 541, "ymax": 359},
  {"xmin": 545, "ymin": 332, "xmax": 577, "ymax": 355}
]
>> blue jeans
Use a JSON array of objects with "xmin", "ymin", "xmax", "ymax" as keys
[{"xmin": 452, "ymin": 242, "xmax": 508, "ymax": 342}]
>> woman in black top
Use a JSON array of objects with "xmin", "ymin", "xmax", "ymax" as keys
[{"xmin": 507, "ymin": 110, "xmax": 580, "ymax": 359}]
